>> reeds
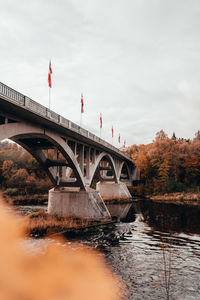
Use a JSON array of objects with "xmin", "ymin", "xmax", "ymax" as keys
[
  {"xmin": 25, "ymin": 210, "xmax": 102, "ymax": 237},
  {"xmin": 3, "ymin": 193, "xmax": 48, "ymax": 205},
  {"xmin": 150, "ymin": 192, "xmax": 200, "ymax": 205}
]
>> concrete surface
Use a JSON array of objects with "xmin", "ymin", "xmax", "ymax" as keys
[
  {"xmin": 96, "ymin": 181, "xmax": 132, "ymax": 201},
  {"xmin": 48, "ymin": 187, "xmax": 111, "ymax": 220}
]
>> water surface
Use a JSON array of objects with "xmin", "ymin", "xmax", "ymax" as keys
[{"xmin": 18, "ymin": 200, "xmax": 200, "ymax": 300}]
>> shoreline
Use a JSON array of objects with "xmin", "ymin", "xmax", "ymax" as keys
[
  {"xmin": 4, "ymin": 190, "xmax": 200, "ymax": 207},
  {"xmin": 3, "ymin": 193, "xmax": 48, "ymax": 205},
  {"xmin": 149, "ymin": 192, "xmax": 200, "ymax": 206},
  {"xmin": 25, "ymin": 210, "xmax": 115, "ymax": 238}
]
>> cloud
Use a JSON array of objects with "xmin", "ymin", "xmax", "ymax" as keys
[{"xmin": 0, "ymin": 0, "xmax": 200, "ymax": 145}]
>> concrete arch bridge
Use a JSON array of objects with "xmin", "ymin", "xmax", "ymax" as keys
[{"xmin": 0, "ymin": 82, "xmax": 139, "ymax": 220}]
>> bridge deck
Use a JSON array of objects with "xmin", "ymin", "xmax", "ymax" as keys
[{"xmin": 0, "ymin": 82, "xmax": 131, "ymax": 162}]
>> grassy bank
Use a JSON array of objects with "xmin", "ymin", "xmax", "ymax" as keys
[
  {"xmin": 128, "ymin": 186, "xmax": 200, "ymax": 206},
  {"xmin": 25, "ymin": 210, "xmax": 113, "ymax": 237},
  {"xmin": 3, "ymin": 192, "xmax": 48, "ymax": 205},
  {"xmin": 149, "ymin": 192, "xmax": 200, "ymax": 206},
  {"xmin": 103, "ymin": 197, "xmax": 133, "ymax": 204}
]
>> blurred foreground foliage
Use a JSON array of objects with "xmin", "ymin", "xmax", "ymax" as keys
[{"xmin": 0, "ymin": 196, "xmax": 123, "ymax": 300}]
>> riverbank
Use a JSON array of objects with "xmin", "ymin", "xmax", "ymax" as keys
[
  {"xmin": 149, "ymin": 192, "xmax": 200, "ymax": 206},
  {"xmin": 3, "ymin": 193, "xmax": 48, "ymax": 205},
  {"xmin": 4, "ymin": 189, "xmax": 200, "ymax": 207},
  {"xmin": 1, "ymin": 191, "xmax": 125, "ymax": 237},
  {"xmin": 3, "ymin": 190, "xmax": 135, "ymax": 206},
  {"xmin": 25, "ymin": 210, "xmax": 114, "ymax": 238}
]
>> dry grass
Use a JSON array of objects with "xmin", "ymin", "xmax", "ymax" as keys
[
  {"xmin": 103, "ymin": 196, "xmax": 132, "ymax": 203},
  {"xmin": 0, "ymin": 194, "xmax": 124, "ymax": 300},
  {"xmin": 103, "ymin": 198, "xmax": 133, "ymax": 204},
  {"xmin": 25, "ymin": 210, "xmax": 102, "ymax": 236},
  {"xmin": 3, "ymin": 193, "xmax": 48, "ymax": 205},
  {"xmin": 150, "ymin": 192, "xmax": 200, "ymax": 205}
]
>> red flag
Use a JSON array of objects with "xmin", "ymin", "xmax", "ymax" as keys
[
  {"xmin": 48, "ymin": 72, "xmax": 51, "ymax": 88},
  {"xmin": 81, "ymin": 93, "xmax": 84, "ymax": 113},
  {"xmin": 49, "ymin": 60, "xmax": 52, "ymax": 74},
  {"xmin": 48, "ymin": 60, "xmax": 52, "ymax": 88},
  {"xmin": 100, "ymin": 113, "xmax": 102, "ymax": 129},
  {"xmin": 112, "ymin": 126, "xmax": 114, "ymax": 138},
  {"xmin": 124, "ymin": 139, "xmax": 126, "ymax": 147},
  {"xmin": 118, "ymin": 133, "xmax": 120, "ymax": 144}
]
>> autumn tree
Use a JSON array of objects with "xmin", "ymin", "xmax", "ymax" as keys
[
  {"xmin": 0, "ymin": 141, "xmax": 52, "ymax": 194},
  {"xmin": 127, "ymin": 130, "xmax": 200, "ymax": 195}
]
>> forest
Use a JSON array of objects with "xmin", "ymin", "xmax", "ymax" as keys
[
  {"xmin": 0, "ymin": 129, "xmax": 200, "ymax": 197},
  {"xmin": 127, "ymin": 130, "xmax": 200, "ymax": 196},
  {"xmin": 0, "ymin": 141, "xmax": 51, "ymax": 196}
]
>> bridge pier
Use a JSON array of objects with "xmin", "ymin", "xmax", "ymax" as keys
[
  {"xmin": 48, "ymin": 187, "xmax": 111, "ymax": 220},
  {"xmin": 96, "ymin": 181, "xmax": 132, "ymax": 202}
]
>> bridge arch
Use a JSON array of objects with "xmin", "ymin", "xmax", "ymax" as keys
[
  {"xmin": 89, "ymin": 152, "xmax": 118, "ymax": 186},
  {"xmin": 0, "ymin": 123, "xmax": 86, "ymax": 190},
  {"xmin": 118, "ymin": 161, "xmax": 131, "ymax": 182}
]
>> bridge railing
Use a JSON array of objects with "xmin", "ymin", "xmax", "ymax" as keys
[
  {"xmin": 25, "ymin": 96, "xmax": 47, "ymax": 116},
  {"xmin": 0, "ymin": 82, "xmax": 24, "ymax": 106},
  {"xmin": 0, "ymin": 81, "xmax": 128, "ymax": 159}
]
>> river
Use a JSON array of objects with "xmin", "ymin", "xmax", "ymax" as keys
[{"xmin": 17, "ymin": 200, "xmax": 200, "ymax": 300}]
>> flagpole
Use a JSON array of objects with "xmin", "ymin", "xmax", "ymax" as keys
[
  {"xmin": 49, "ymin": 87, "xmax": 51, "ymax": 109},
  {"xmin": 80, "ymin": 112, "xmax": 82, "ymax": 127}
]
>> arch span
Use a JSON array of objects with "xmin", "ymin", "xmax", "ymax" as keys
[
  {"xmin": 0, "ymin": 123, "xmax": 86, "ymax": 190},
  {"xmin": 118, "ymin": 161, "xmax": 131, "ymax": 181},
  {"xmin": 89, "ymin": 152, "xmax": 118, "ymax": 186}
]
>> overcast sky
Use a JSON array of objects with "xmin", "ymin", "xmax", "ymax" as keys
[{"xmin": 1, "ymin": 0, "xmax": 200, "ymax": 146}]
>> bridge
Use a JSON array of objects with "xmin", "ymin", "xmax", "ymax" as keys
[{"xmin": 0, "ymin": 82, "xmax": 139, "ymax": 220}]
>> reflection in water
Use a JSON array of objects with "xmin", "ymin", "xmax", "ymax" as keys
[
  {"xmin": 106, "ymin": 202, "xmax": 135, "ymax": 222},
  {"xmin": 79, "ymin": 200, "xmax": 200, "ymax": 299},
  {"xmin": 139, "ymin": 200, "xmax": 200, "ymax": 234}
]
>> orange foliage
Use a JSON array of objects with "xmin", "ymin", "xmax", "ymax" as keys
[
  {"xmin": 0, "ymin": 142, "xmax": 52, "ymax": 194},
  {"xmin": 2, "ymin": 160, "xmax": 14, "ymax": 179},
  {"xmin": 127, "ymin": 130, "xmax": 200, "ymax": 195}
]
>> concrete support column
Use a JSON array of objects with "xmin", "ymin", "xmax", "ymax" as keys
[
  {"xmin": 86, "ymin": 147, "xmax": 90, "ymax": 180},
  {"xmin": 92, "ymin": 149, "xmax": 96, "ymax": 164},
  {"xmin": 78, "ymin": 144, "xmax": 84, "ymax": 174},
  {"xmin": 48, "ymin": 186, "xmax": 111, "ymax": 220},
  {"xmin": 115, "ymin": 159, "xmax": 121, "ymax": 182},
  {"xmin": 74, "ymin": 142, "xmax": 77, "ymax": 157},
  {"xmin": 54, "ymin": 149, "xmax": 59, "ymax": 184},
  {"xmin": 96, "ymin": 181, "xmax": 132, "ymax": 202},
  {"xmin": 70, "ymin": 141, "xmax": 77, "ymax": 156},
  {"xmin": 62, "ymin": 166, "xmax": 67, "ymax": 180}
]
